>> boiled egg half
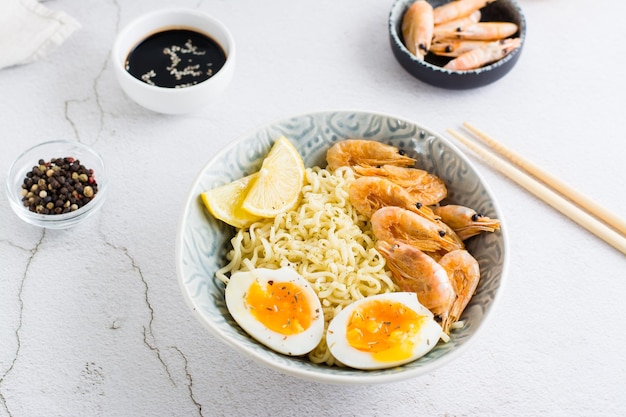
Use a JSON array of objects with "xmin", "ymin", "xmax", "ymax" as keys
[
  {"xmin": 326, "ymin": 292, "xmax": 444, "ymax": 370},
  {"xmin": 225, "ymin": 267, "xmax": 324, "ymax": 356}
]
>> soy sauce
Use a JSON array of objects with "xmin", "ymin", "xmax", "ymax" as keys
[{"xmin": 125, "ymin": 28, "xmax": 226, "ymax": 88}]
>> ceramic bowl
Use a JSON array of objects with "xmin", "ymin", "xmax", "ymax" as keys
[
  {"xmin": 389, "ymin": 0, "xmax": 526, "ymax": 89},
  {"xmin": 176, "ymin": 110, "xmax": 508, "ymax": 384},
  {"xmin": 111, "ymin": 8, "xmax": 235, "ymax": 114},
  {"xmin": 6, "ymin": 140, "xmax": 109, "ymax": 229}
]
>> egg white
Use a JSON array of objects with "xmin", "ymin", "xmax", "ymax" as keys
[
  {"xmin": 326, "ymin": 292, "xmax": 443, "ymax": 370},
  {"xmin": 225, "ymin": 267, "xmax": 324, "ymax": 356}
]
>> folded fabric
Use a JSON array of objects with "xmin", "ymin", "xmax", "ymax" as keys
[{"xmin": 0, "ymin": 0, "xmax": 81, "ymax": 70}]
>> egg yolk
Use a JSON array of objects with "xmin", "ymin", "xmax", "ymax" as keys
[
  {"xmin": 246, "ymin": 280, "xmax": 314, "ymax": 335},
  {"xmin": 346, "ymin": 299, "xmax": 427, "ymax": 362}
]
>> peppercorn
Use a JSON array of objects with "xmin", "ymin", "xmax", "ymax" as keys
[{"xmin": 20, "ymin": 157, "xmax": 98, "ymax": 215}]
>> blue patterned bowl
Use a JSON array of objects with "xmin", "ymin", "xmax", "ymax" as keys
[{"xmin": 176, "ymin": 110, "xmax": 508, "ymax": 384}]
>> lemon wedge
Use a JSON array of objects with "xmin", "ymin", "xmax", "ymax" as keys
[
  {"xmin": 200, "ymin": 173, "xmax": 263, "ymax": 228},
  {"xmin": 241, "ymin": 136, "xmax": 305, "ymax": 218}
]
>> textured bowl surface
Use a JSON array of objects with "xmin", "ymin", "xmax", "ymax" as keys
[
  {"xmin": 389, "ymin": 0, "xmax": 526, "ymax": 89},
  {"xmin": 6, "ymin": 140, "xmax": 108, "ymax": 229},
  {"xmin": 176, "ymin": 110, "xmax": 508, "ymax": 384}
]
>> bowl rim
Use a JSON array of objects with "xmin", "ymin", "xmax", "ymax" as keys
[
  {"xmin": 388, "ymin": 0, "xmax": 527, "ymax": 76},
  {"xmin": 111, "ymin": 7, "xmax": 236, "ymax": 95},
  {"xmin": 175, "ymin": 109, "xmax": 510, "ymax": 384},
  {"xmin": 6, "ymin": 139, "xmax": 109, "ymax": 228}
]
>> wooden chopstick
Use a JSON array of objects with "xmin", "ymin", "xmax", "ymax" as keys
[
  {"xmin": 462, "ymin": 122, "xmax": 626, "ymax": 237},
  {"xmin": 446, "ymin": 127, "xmax": 626, "ymax": 255}
]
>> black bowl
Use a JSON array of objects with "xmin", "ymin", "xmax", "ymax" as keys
[{"xmin": 389, "ymin": 0, "xmax": 526, "ymax": 89}]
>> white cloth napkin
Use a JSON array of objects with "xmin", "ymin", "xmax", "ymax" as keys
[{"xmin": 0, "ymin": 0, "xmax": 80, "ymax": 70}]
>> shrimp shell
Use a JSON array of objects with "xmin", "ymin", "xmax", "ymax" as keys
[
  {"xmin": 443, "ymin": 38, "xmax": 520, "ymax": 70},
  {"xmin": 348, "ymin": 176, "xmax": 439, "ymax": 221},
  {"xmin": 434, "ymin": 22, "xmax": 518, "ymax": 42},
  {"xmin": 326, "ymin": 139, "xmax": 416, "ymax": 172},
  {"xmin": 371, "ymin": 206, "xmax": 463, "ymax": 253},
  {"xmin": 433, "ymin": 10, "xmax": 481, "ymax": 33},
  {"xmin": 401, "ymin": 0, "xmax": 434, "ymax": 60},
  {"xmin": 433, "ymin": 0, "xmax": 493, "ymax": 25},
  {"xmin": 353, "ymin": 164, "xmax": 447, "ymax": 206},
  {"xmin": 376, "ymin": 240, "xmax": 455, "ymax": 326},
  {"xmin": 438, "ymin": 249, "xmax": 480, "ymax": 332},
  {"xmin": 430, "ymin": 39, "xmax": 492, "ymax": 58},
  {"xmin": 433, "ymin": 204, "xmax": 501, "ymax": 240}
]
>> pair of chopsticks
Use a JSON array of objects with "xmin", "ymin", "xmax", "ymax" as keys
[{"xmin": 447, "ymin": 123, "xmax": 626, "ymax": 256}]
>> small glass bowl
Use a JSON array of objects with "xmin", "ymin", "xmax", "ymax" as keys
[{"xmin": 6, "ymin": 140, "xmax": 109, "ymax": 229}]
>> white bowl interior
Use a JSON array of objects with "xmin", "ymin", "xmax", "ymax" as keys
[{"xmin": 176, "ymin": 110, "xmax": 508, "ymax": 384}]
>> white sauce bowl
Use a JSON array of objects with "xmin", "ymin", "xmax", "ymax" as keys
[{"xmin": 111, "ymin": 8, "xmax": 235, "ymax": 114}]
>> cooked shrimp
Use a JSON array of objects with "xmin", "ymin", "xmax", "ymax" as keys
[
  {"xmin": 371, "ymin": 206, "xmax": 463, "ymax": 253},
  {"xmin": 438, "ymin": 249, "xmax": 480, "ymax": 332},
  {"xmin": 326, "ymin": 139, "xmax": 416, "ymax": 171},
  {"xmin": 353, "ymin": 164, "xmax": 447, "ymax": 206},
  {"xmin": 401, "ymin": 0, "xmax": 434, "ymax": 60},
  {"xmin": 433, "ymin": 10, "xmax": 481, "ymax": 33},
  {"xmin": 433, "ymin": 204, "xmax": 501, "ymax": 240},
  {"xmin": 434, "ymin": 22, "xmax": 518, "ymax": 41},
  {"xmin": 348, "ymin": 176, "xmax": 439, "ymax": 221},
  {"xmin": 430, "ymin": 39, "xmax": 491, "ymax": 58},
  {"xmin": 443, "ymin": 38, "xmax": 521, "ymax": 70},
  {"xmin": 376, "ymin": 240, "xmax": 455, "ymax": 327},
  {"xmin": 433, "ymin": 0, "xmax": 493, "ymax": 25}
]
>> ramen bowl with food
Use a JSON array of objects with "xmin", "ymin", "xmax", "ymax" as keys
[{"xmin": 175, "ymin": 110, "xmax": 508, "ymax": 384}]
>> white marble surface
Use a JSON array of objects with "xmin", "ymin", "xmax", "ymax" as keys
[{"xmin": 1, "ymin": 0, "xmax": 625, "ymax": 416}]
